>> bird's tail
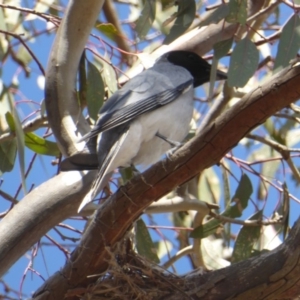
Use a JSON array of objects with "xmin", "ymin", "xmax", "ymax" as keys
[{"xmin": 78, "ymin": 129, "xmax": 129, "ymax": 212}]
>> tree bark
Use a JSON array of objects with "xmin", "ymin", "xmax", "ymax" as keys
[{"xmin": 181, "ymin": 217, "xmax": 300, "ymax": 300}]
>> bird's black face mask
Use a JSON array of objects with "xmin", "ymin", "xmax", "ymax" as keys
[{"xmin": 165, "ymin": 50, "xmax": 227, "ymax": 87}]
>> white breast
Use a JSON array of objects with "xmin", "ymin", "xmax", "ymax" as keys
[{"xmin": 132, "ymin": 86, "xmax": 194, "ymax": 166}]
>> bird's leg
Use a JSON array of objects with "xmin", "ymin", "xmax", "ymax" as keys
[
  {"xmin": 155, "ymin": 132, "xmax": 182, "ymax": 148},
  {"xmin": 156, "ymin": 131, "xmax": 183, "ymax": 159},
  {"xmin": 130, "ymin": 164, "xmax": 141, "ymax": 177}
]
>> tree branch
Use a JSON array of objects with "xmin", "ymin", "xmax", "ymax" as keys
[
  {"xmin": 0, "ymin": 115, "xmax": 48, "ymax": 143},
  {"xmin": 32, "ymin": 59, "xmax": 300, "ymax": 299},
  {"xmin": 102, "ymin": 0, "xmax": 133, "ymax": 64},
  {"xmin": 181, "ymin": 217, "xmax": 300, "ymax": 299},
  {"xmin": 45, "ymin": 0, "xmax": 105, "ymax": 157}
]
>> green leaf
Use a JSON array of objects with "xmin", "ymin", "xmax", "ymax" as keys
[
  {"xmin": 5, "ymin": 109, "xmax": 26, "ymax": 193},
  {"xmin": 135, "ymin": 0, "xmax": 156, "ymax": 39},
  {"xmin": 231, "ymin": 210, "xmax": 263, "ymax": 263},
  {"xmin": 5, "ymin": 111, "xmax": 15, "ymax": 131},
  {"xmin": 208, "ymin": 57, "xmax": 219, "ymax": 99},
  {"xmin": 97, "ymin": 23, "xmax": 118, "ymax": 40},
  {"xmin": 221, "ymin": 163, "xmax": 231, "ymax": 246},
  {"xmin": 78, "ymin": 53, "xmax": 87, "ymax": 108},
  {"xmin": 153, "ymin": 240, "xmax": 173, "ymax": 260},
  {"xmin": 214, "ymin": 38, "xmax": 233, "ymax": 60},
  {"xmin": 25, "ymin": 133, "xmax": 60, "ymax": 156},
  {"xmin": 135, "ymin": 219, "xmax": 160, "ymax": 263},
  {"xmin": 34, "ymin": 0, "xmax": 56, "ymax": 13},
  {"xmin": 86, "ymin": 60, "xmax": 105, "ymax": 121},
  {"xmin": 191, "ymin": 174, "xmax": 253, "ymax": 239},
  {"xmin": 190, "ymin": 219, "xmax": 221, "ymax": 239},
  {"xmin": 227, "ymin": 37, "xmax": 259, "ymax": 87},
  {"xmin": 119, "ymin": 166, "xmax": 135, "ymax": 185},
  {"xmin": 225, "ymin": 0, "xmax": 247, "ymax": 25},
  {"xmin": 199, "ymin": 4, "xmax": 229, "ymax": 27},
  {"xmin": 163, "ymin": 0, "xmax": 195, "ymax": 45},
  {"xmin": 40, "ymin": 98, "xmax": 46, "ymax": 117},
  {"xmin": 0, "ymin": 87, "xmax": 12, "ymax": 133},
  {"xmin": 0, "ymin": 139, "xmax": 17, "ymax": 174},
  {"xmin": 247, "ymin": 140, "xmax": 280, "ymax": 201},
  {"xmin": 0, "ymin": 7, "xmax": 7, "ymax": 32},
  {"xmin": 16, "ymin": 44, "xmax": 32, "ymax": 67},
  {"xmin": 198, "ymin": 167, "xmax": 221, "ymax": 205},
  {"xmin": 282, "ymin": 183, "xmax": 289, "ymax": 239},
  {"xmin": 273, "ymin": 14, "xmax": 300, "ymax": 73},
  {"xmin": 102, "ymin": 55, "xmax": 118, "ymax": 97},
  {"xmin": 230, "ymin": 173, "xmax": 253, "ymax": 216}
]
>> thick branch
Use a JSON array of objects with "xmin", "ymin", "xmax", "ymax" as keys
[
  {"xmin": 32, "ymin": 60, "xmax": 300, "ymax": 299},
  {"xmin": 45, "ymin": 0, "xmax": 105, "ymax": 156},
  {"xmin": 180, "ymin": 217, "xmax": 300, "ymax": 299},
  {"xmin": 0, "ymin": 170, "xmax": 95, "ymax": 279}
]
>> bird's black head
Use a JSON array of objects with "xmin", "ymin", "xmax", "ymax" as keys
[{"xmin": 164, "ymin": 51, "xmax": 227, "ymax": 87}]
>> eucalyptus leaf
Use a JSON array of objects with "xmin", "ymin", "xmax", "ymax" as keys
[
  {"xmin": 274, "ymin": 14, "xmax": 300, "ymax": 73},
  {"xmin": 86, "ymin": 60, "xmax": 105, "ymax": 121},
  {"xmin": 208, "ymin": 56, "xmax": 219, "ymax": 99},
  {"xmin": 78, "ymin": 54, "xmax": 87, "ymax": 109},
  {"xmin": 227, "ymin": 37, "xmax": 259, "ymax": 87},
  {"xmin": 25, "ymin": 133, "xmax": 60, "ymax": 157},
  {"xmin": 163, "ymin": 0, "xmax": 195, "ymax": 45},
  {"xmin": 225, "ymin": 0, "xmax": 247, "ymax": 25},
  {"xmin": 97, "ymin": 23, "xmax": 118, "ymax": 40},
  {"xmin": 0, "ymin": 139, "xmax": 17, "ymax": 174},
  {"xmin": 198, "ymin": 167, "xmax": 221, "ymax": 205},
  {"xmin": 135, "ymin": 0, "xmax": 156, "ymax": 39},
  {"xmin": 0, "ymin": 86, "xmax": 11, "ymax": 133},
  {"xmin": 16, "ymin": 45, "xmax": 32, "ymax": 67},
  {"xmin": 102, "ymin": 55, "xmax": 118, "ymax": 97},
  {"xmin": 5, "ymin": 109, "xmax": 26, "ymax": 193},
  {"xmin": 0, "ymin": 7, "xmax": 7, "ymax": 32},
  {"xmin": 40, "ymin": 99, "xmax": 46, "ymax": 117},
  {"xmin": 231, "ymin": 210, "xmax": 263, "ymax": 263},
  {"xmin": 214, "ymin": 38, "xmax": 233, "ymax": 59},
  {"xmin": 135, "ymin": 219, "xmax": 160, "ymax": 263},
  {"xmin": 282, "ymin": 183, "xmax": 289, "ymax": 239},
  {"xmin": 191, "ymin": 174, "xmax": 253, "ymax": 239}
]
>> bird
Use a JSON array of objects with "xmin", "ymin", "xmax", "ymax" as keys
[{"xmin": 60, "ymin": 50, "xmax": 227, "ymax": 212}]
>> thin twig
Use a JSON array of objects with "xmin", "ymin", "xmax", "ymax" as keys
[
  {"xmin": 0, "ymin": 29, "xmax": 45, "ymax": 75},
  {"xmin": 0, "ymin": 190, "xmax": 18, "ymax": 204},
  {"xmin": 0, "ymin": 3, "xmax": 59, "ymax": 23},
  {"xmin": 209, "ymin": 210, "xmax": 283, "ymax": 226},
  {"xmin": 247, "ymin": 133, "xmax": 300, "ymax": 184},
  {"xmin": 0, "ymin": 115, "xmax": 48, "ymax": 143}
]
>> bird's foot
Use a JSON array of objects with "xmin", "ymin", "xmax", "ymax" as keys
[{"xmin": 166, "ymin": 145, "xmax": 182, "ymax": 159}]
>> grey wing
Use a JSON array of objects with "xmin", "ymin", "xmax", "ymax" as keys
[
  {"xmin": 77, "ymin": 125, "xmax": 129, "ymax": 212},
  {"xmin": 80, "ymin": 76, "xmax": 193, "ymax": 142}
]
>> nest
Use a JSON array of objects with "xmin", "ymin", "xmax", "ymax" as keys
[{"xmin": 76, "ymin": 241, "xmax": 191, "ymax": 300}]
